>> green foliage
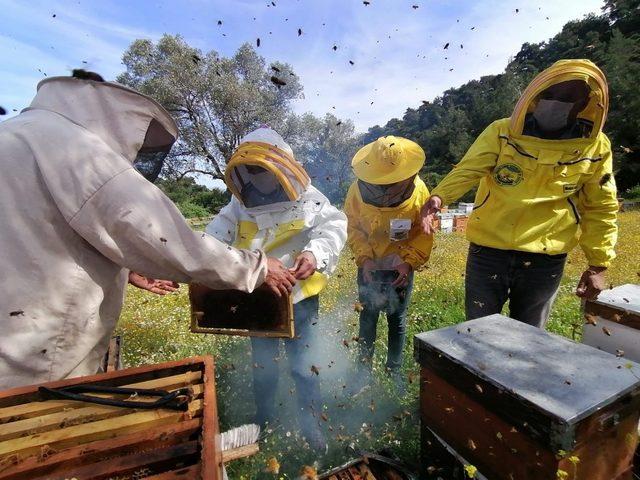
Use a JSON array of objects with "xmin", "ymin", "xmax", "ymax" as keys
[
  {"xmin": 118, "ymin": 35, "xmax": 304, "ymax": 180},
  {"xmin": 118, "ymin": 34, "xmax": 360, "ymax": 202},
  {"xmin": 175, "ymin": 201, "xmax": 210, "ymax": 219},
  {"xmin": 366, "ymin": 6, "xmax": 640, "ymax": 193},
  {"xmin": 157, "ymin": 177, "xmax": 229, "ymax": 216},
  {"xmin": 286, "ymin": 112, "xmax": 361, "ymax": 204},
  {"xmin": 625, "ymin": 184, "xmax": 640, "ymax": 199}
]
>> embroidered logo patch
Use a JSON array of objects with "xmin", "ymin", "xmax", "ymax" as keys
[{"xmin": 494, "ymin": 163, "xmax": 524, "ymax": 186}]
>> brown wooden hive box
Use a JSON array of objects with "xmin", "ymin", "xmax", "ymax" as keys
[
  {"xmin": 189, "ymin": 282, "xmax": 294, "ymax": 338},
  {"xmin": 414, "ymin": 314, "xmax": 640, "ymax": 480},
  {"xmin": 453, "ymin": 215, "xmax": 468, "ymax": 233},
  {"xmin": 0, "ymin": 356, "xmax": 222, "ymax": 480},
  {"xmin": 583, "ymin": 284, "xmax": 640, "ymax": 363},
  {"xmin": 319, "ymin": 453, "xmax": 416, "ymax": 479}
]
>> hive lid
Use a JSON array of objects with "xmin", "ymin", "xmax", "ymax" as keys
[
  {"xmin": 414, "ymin": 314, "xmax": 640, "ymax": 426},
  {"xmin": 588, "ymin": 284, "xmax": 640, "ymax": 315}
]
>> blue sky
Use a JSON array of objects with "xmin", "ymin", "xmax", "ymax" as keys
[{"xmin": 1, "ymin": 0, "xmax": 603, "ymax": 132}]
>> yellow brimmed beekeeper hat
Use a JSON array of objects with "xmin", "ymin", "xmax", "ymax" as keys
[{"xmin": 352, "ymin": 136, "xmax": 425, "ymax": 184}]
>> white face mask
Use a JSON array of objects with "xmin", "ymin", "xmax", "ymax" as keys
[
  {"xmin": 533, "ymin": 99, "xmax": 574, "ymax": 132},
  {"xmin": 249, "ymin": 170, "xmax": 280, "ymax": 194}
]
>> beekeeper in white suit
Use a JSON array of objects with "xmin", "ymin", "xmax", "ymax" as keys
[
  {"xmin": 206, "ymin": 127, "xmax": 347, "ymax": 450},
  {"xmin": 0, "ymin": 72, "xmax": 296, "ymax": 390}
]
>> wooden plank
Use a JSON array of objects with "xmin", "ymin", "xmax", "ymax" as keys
[
  {"xmin": 585, "ymin": 301, "xmax": 640, "ymax": 330},
  {"xmin": 201, "ymin": 355, "xmax": 222, "ymax": 480},
  {"xmin": 0, "ymin": 356, "xmax": 209, "ymax": 408},
  {"xmin": 0, "ymin": 399, "xmax": 203, "ymax": 460},
  {"xmin": 105, "ymin": 335, "xmax": 122, "ymax": 372},
  {"xmin": 0, "ymin": 371, "xmax": 202, "ymax": 424},
  {"xmin": 144, "ymin": 464, "xmax": 202, "ymax": 479},
  {"xmin": 220, "ymin": 443, "xmax": 259, "ymax": 463},
  {"xmin": 358, "ymin": 464, "xmax": 376, "ymax": 480},
  {"xmin": 0, "ymin": 384, "xmax": 204, "ymax": 442},
  {"xmin": 0, "ymin": 419, "xmax": 202, "ymax": 480},
  {"xmin": 560, "ymin": 410, "xmax": 639, "ymax": 480},
  {"xmin": 347, "ymin": 466, "xmax": 364, "ymax": 479},
  {"xmin": 420, "ymin": 367, "xmax": 558, "ymax": 480},
  {"xmin": 37, "ymin": 440, "xmax": 199, "ymax": 480}
]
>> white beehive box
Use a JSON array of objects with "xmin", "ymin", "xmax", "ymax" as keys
[
  {"xmin": 583, "ymin": 284, "xmax": 640, "ymax": 362},
  {"xmin": 438, "ymin": 213, "xmax": 454, "ymax": 233},
  {"xmin": 458, "ymin": 202, "xmax": 475, "ymax": 214}
]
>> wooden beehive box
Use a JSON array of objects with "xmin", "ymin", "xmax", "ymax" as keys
[
  {"xmin": 319, "ymin": 453, "xmax": 416, "ymax": 479},
  {"xmin": 453, "ymin": 215, "xmax": 468, "ymax": 233},
  {"xmin": 189, "ymin": 283, "xmax": 294, "ymax": 338},
  {"xmin": 583, "ymin": 284, "xmax": 640, "ymax": 362},
  {"xmin": 414, "ymin": 314, "xmax": 640, "ymax": 480},
  {"xmin": 0, "ymin": 356, "xmax": 222, "ymax": 480}
]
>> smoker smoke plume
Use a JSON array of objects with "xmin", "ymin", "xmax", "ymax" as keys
[{"xmin": 214, "ymin": 276, "xmax": 420, "ymax": 478}]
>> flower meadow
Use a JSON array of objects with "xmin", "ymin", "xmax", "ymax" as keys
[{"xmin": 117, "ymin": 211, "xmax": 640, "ymax": 479}]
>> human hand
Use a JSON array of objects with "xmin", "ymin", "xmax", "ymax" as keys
[
  {"xmin": 362, "ymin": 258, "xmax": 376, "ymax": 284},
  {"xmin": 576, "ymin": 267, "xmax": 607, "ymax": 300},
  {"xmin": 128, "ymin": 272, "xmax": 179, "ymax": 295},
  {"xmin": 290, "ymin": 251, "xmax": 317, "ymax": 280},
  {"xmin": 265, "ymin": 257, "xmax": 297, "ymax": 297},
  {"xmin": 392, "ymin": 262, "xmax": 413, "ymax": 288},
  {"xmin": 420, "ymin": 195, "xmax": 442, "ymax": 235}
]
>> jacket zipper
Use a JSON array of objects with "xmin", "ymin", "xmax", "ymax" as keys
[
  {"xmin": 473, "ymin": 191, "xmax": 491, "ymax": 210},
  {"xmin": 557, "ymin": 156, "xmax": 603, "ymax": 166},
  {"xmin": 567, "ymin": 197, "xmax": 581, "ymax": 224},
  {"xmin": 498, "ymin": 135, "xmax": 538, "ymax": 159}
]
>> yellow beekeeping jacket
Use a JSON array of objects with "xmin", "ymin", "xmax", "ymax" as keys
[
  {"xmin": 431, "ymin": 59, "xmax": 618, "ymax": 267},
  {"xmin": 344, "ymin": 176, "xmax": 433, "ymax": 268}
]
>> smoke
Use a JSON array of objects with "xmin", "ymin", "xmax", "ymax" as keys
[{"xmin": 215, "ymin": 274, "xmax": 421, "ymax": 478}]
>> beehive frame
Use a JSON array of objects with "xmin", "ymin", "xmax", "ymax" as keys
[
  {"xmin": 189, "ymin": 283, "xmax": 294, "ymax": 338},
  {"xmin": 0, "ymin": 356, "xmax": 222, "ymax": 480}
]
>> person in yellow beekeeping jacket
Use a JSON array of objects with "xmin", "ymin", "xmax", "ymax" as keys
[
  {"xmin": 344, "ymin": 136, "xmax": 434, "ymax": 391},
  {"xmin": 206, "ymin": 127, "xmax": 347, "ymax": 451},
  {"xmin": 421, "ymin": 59, "xmax": 618, "ymax": 328}
]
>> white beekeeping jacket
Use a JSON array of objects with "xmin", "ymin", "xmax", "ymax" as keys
[
  {"xmin": 0, "ymin": 77, "xmax": 267, "ymax": 390},
  {"xmin": 206, "ymin": 128, "xmax": 347, "ymax": 304}
]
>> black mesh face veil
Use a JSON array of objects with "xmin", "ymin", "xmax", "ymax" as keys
[
  {"xmin": 133, "ymin": 149, "xmax": 170, "ymax": 182},
  {"xmin": 231, "ymin": 165, "xmax": 288, "ymax": 208},
  {"xmin": 133, "ymin": 118, "xmax": 176, "ymax": 183},
  {"xmin": 357, "ymin": 175, "xmax": 416, "ymax": 207}
]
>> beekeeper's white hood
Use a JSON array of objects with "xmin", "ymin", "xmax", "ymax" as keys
[
  {"xmin": 0, "ymin": 77, "xmax": 266, "ymax": 390},
  {"xmin": 26, "ymin": 76, "xmax": 178, "ymax": 164},
  {"xmin": 224, "ymin": 127, "xmax": 311, "ymax": 205}
]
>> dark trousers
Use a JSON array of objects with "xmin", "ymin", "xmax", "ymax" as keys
[
  {"xmin": 251, "ymin": 295, "xmax": 320, "ymax": 431},
  {"xmin": 465, "ymin": 243, "xmax": 566, "ymax": 328},
  {"xmin": 356, "ymin": 268, "xmax": 415, "ymax": 371}
]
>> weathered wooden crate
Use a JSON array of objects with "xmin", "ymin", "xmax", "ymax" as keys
[
  {"xmin": 583, "ymin": 284, "xmax": 640, "ymax": 362},
  {"xmin": 189, "ymin": 283, "xmax": 294, "ymax": 338},
  {"xmin": 414, "ymin": 314, "xmax": 640, "ymax": 480},
  {"xmin": 0, "ymin": 356, "xmax": 222, "ymax": 480},
  {"xmin": 319, "ymin": 453, "xmax": 416, "ymax": 479}
]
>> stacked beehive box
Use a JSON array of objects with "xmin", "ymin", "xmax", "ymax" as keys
[
  {"xmin": 415, "ymin": 314, "xmax": 640, "ymax": 480},
  {"xmin": 583, "ymin": 284, "xmax": 640, "ymax": 362},
  {"xmin": 0, "ymin": 356, "xmax": 222, "ymax": 480}
]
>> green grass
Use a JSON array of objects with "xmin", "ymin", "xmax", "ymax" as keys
[{"xmin": 117, "ymin": 211, "xmax": 640, "ymax": 478}]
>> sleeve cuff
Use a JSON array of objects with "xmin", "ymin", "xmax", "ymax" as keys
[{"xmin": 304, "ymin": 245, "xmax": 329, "ymax": 271}]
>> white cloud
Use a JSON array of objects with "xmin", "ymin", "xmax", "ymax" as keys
[
  {"xmin": 1, "ymin": 0, "xmax": 604, "ymax": 134},
  {"xmin": 290, "ymin": 0, "xmax": 604, "ymax": 132}
]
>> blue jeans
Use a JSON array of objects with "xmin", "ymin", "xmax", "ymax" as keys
[
  {"xmin": 251, "ymin": 295, "xmax": 321, "ymax": 431},
  {"xmin": 356, "ymin": 268, "xmax": 414, "ymax": 371},
  {"xmin": 465, "ymin": 243, "xmax": 566, "ymax": 328}
]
